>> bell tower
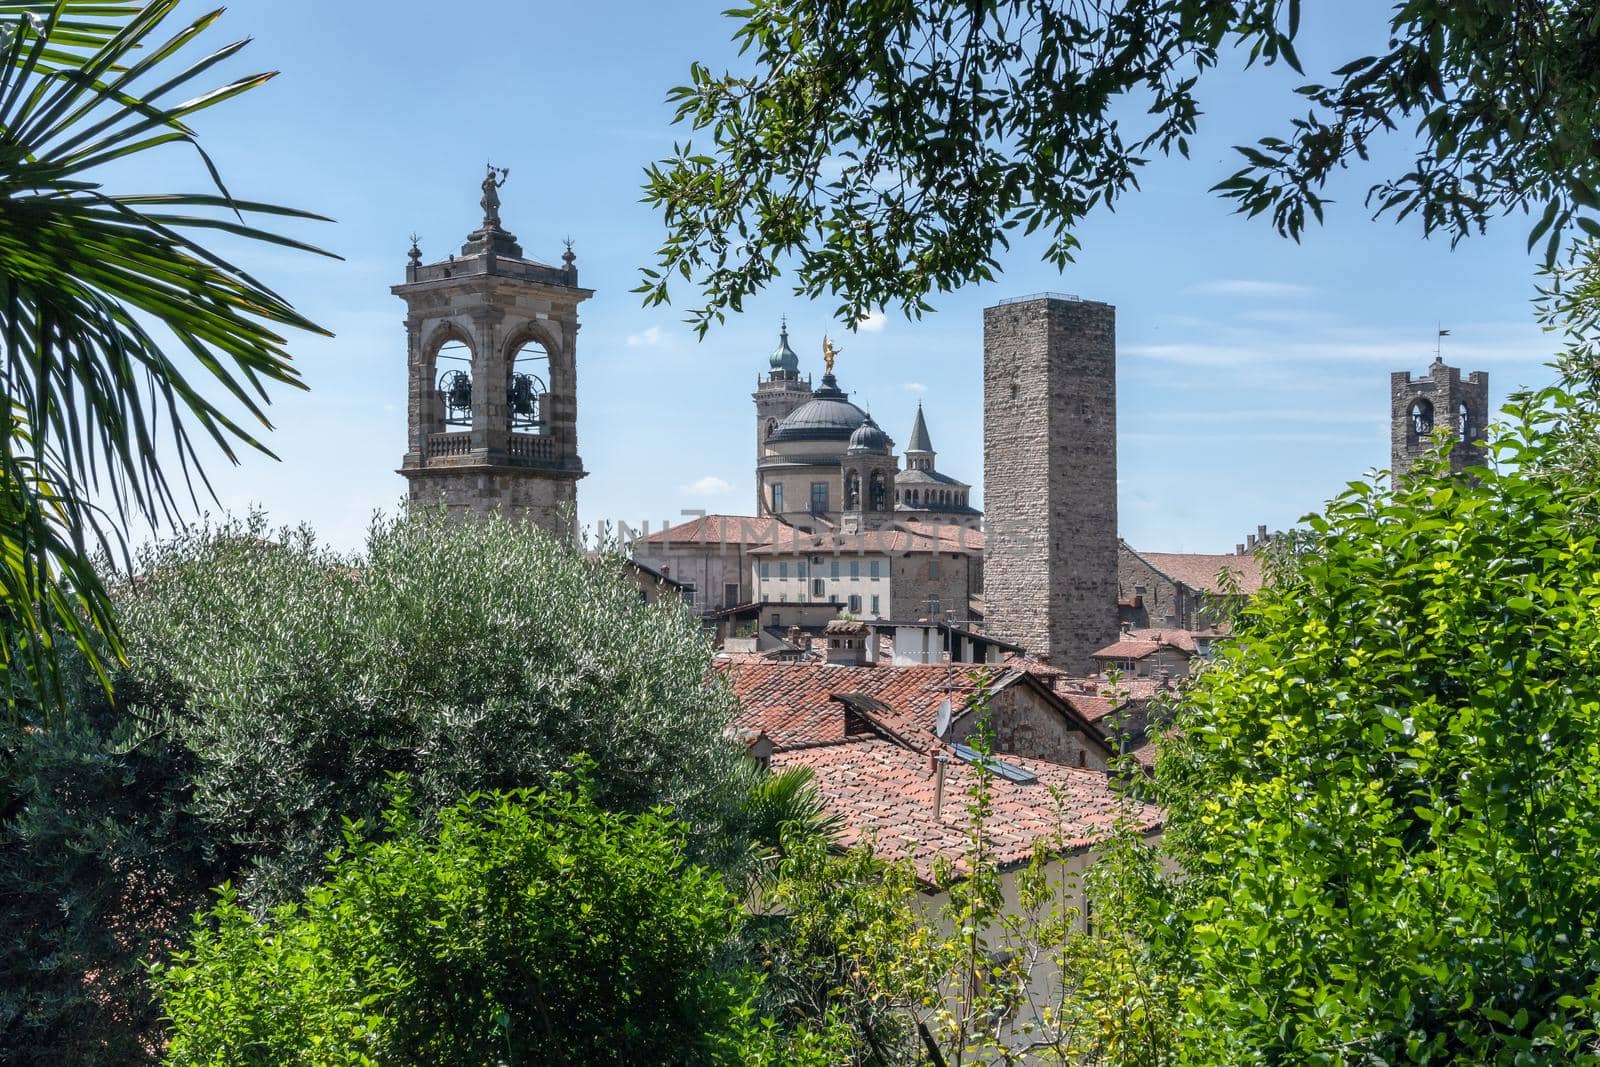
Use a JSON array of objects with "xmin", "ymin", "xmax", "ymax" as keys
[
  {"xmin": 1390, "ymin": 356, "xmax": 1488, "ymax": 481},
  {"xmin": 393, "ymin": 167, "xmax": 590, "ymax": 539},
  {"xmin": 752, "ymin": 319, "xmax": 813, "ymax": 514}
]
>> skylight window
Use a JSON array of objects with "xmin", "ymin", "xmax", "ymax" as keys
[{"xmin": 949, "ymin": 743, "xmax": 1038, "ymax": 784}]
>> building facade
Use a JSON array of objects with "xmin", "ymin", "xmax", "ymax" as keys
[
  {"xmin": 982, "ymin": 294, "xmax": 1120, "ymax": 672},
  {"xmin": 752, "ymin": 327, "xmax": 980, "ymax": 531},
  {"xmin": 393, "ymin": 168, "xmax": 589, "ymax": 539},
  {"xmin": 1116, "ymin": 541, "xmax": 1264, "ymax": 631},
  {"xmin": 632, "ymin": 514, "xmax": 787, "ymax": 615},
  {"xmin": 749, "ymin": 525, "xmax": 984, "ymax": 622}
]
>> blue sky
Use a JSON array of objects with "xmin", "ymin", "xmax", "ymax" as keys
[{"xmin": 118, "ymin": 1, "xmax": 1555, "ymax": 552}]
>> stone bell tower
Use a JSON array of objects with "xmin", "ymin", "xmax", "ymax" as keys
[
  {"xmin": 1390, "ymin": 356, "xmax": 1489, "ymax": 481},
  {"xmin": 393, "ymin": 167, "xmax": 590, "ymax": 539}
]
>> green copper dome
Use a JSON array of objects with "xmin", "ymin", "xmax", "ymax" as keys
[{"xmin": 769, "ymin": 321, "xmax": 800, "ymax": 374}]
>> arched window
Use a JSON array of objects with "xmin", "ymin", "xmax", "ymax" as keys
[
  {"xmin": 869, "ymin": 471, "xmax": 888, "ymax": 511},
  {"xmin": 1409, "ymin": 398, "xmax": 1434, "ymax": 439},
  {"xmin": 1457, "ymin": 401, "xmax": 1472, "ymax": 441},
  {"xmin": 506, "ymin": 336, "xmax": 551, "ymax": 433},
  {"xmin": 433, "ymin": 334, "xmax": 474, "ymax": 434},
  {"xmin": 844, "ymin": 471, "xmax": 861, "ymax": 510}
]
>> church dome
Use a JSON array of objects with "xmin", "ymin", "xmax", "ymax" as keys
[
  {"xmin": 769, "ymin": 322, "xmax": 800, "ymax": 374},
  {"xmin": 767, "ymin": 374, "xmax": 868, "ymax": 443},
  {"xmin": 847, "ymin": 415, "xmax": 891, "ymax": 454}
]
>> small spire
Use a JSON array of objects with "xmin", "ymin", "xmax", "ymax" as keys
[
  {"xmin": 407, "ymin": 233, "xmax": 422, "ymax": 267},
  {"xmin": 561, "ymin": 236, "xmax": 576, "ymax": 269},
  {"xmin": 907, "ymin": 402, "xmax": 934, "ymax": 454}
]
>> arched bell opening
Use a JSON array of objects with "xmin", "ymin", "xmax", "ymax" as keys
[
  {"xmin": 506, "ymin": 336, "xmax": 552, "ymax": 435},
  {"xmin": 844, "ymin": 470, "xmax": 862, "ymax": 510},
  {"xmin": 1457, "ymin": 401, "xmax": 1473, "ymax": 443},
  {"xmin": 424, "ymin": 324, "xmax": 476, "ymax": 438},
  {"xmin": 1408, "ymin": 398, "xmax": 1434, "ymax": 442}
]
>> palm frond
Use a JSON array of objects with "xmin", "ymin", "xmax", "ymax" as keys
[{"xmin": 0, "ymin": 2, "xmax": 334, "ymax": 716}]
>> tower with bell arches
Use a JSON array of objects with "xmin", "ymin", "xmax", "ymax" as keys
[{"xmin": 393, "ymin": 167, "xmax": 590, "ymax": 538}]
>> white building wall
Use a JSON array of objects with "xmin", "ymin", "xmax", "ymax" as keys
[{"xmin": 752, "ymin": 553, "xmax": 892, "ymax": 619}]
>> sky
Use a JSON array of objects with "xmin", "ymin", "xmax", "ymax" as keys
[{"xmin": 108, "ymin": 1, "xmax": 1558, "ymax": 553}]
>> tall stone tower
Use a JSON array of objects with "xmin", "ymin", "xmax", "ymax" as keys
[
  {"xmin": 752, "ymin": 320, "xmax": 813, "ymax": 514},
  {"xmin": 393, "ymin": 168, "xmax": 590, "ymax": 539},
  {"xmin": 1390, "ymin": 357, "xmax": 1489, "ymax": 479},
  {"xmin": 982, "ymin": 295, "xmax": 1119, "ymax": 673}
]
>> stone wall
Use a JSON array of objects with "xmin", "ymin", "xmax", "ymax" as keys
[
  {"xmin": 407, "ymin": 468, "xmax": 577, "ymax": 541},
  {"xmin": 948, "ymin": 680, "xmax": 1109, "ymax": 771},
  {"xmin": 982, "ymin": 297, "xmax": 1120, "ymax": 672},
  {"xmin": 1116, "ymin": 545, "xmax": 1183, "ymax": 628},
  {"xmin": 890, "ymin": 550, "xmax": 980, "ymax": 621}
]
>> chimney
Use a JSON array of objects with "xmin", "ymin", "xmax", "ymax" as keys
[
  {"xmin": 1247, "ymin": 533, "xmax": 1258, "ymax": 549},
  {"xmin": 1257, "ymin": 524, "xmax": 1268, "ymax": 542},
  {"xmin": 823, "ymin": 618, "xmax": 872, "ymax": 666},
  {"xmin": 1236, "ymin": 543, "xmax": 1246, "ymax": 556},
  {"xmin": 786, "ymin": 625, "xmax": 808, "ymax": 652},
  {"xmin": 932, "ymin": 754, "xmax": 949, "ymax": 821}
]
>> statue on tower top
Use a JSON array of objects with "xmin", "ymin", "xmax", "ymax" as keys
[
  {"xmin": 822, "ymin": 335, "xmax": 842, "ymax": 375},
  {"xmin": 480, "ymin": 164, "xmax": 510, "ymax": 230}
]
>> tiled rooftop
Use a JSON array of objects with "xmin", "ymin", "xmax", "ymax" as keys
[
  {"xmin": 771, "ymin": 739, "xmax": 1162, "ymax": 878},
  {"xmin": 750, "ymin": 524, "xmax": 984, "ymax": 557},
  {"xmin": 639, "ymin": 514, "xmax": 788, "ymax": 546},
  {"xmin": 1132, "ymin": 549, "xmax": 1265, "ymax": 595},
  {"xmin": 718, "ymin": 659, "xmax": 993, "ymax": 751}
]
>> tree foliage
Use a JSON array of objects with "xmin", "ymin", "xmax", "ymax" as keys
[
  {"xmin": 0, "ymin": 1, "xmax": 331, "ymax": 713},
  {"xmin": 0, "ymin": 508, "xmax": 755, "ymax": 1063},
  {"xmin": 0, "ymin": 681, "xmax": 232, "ymax": 1066},
  {"xmin": 643, "ymin": 0, "xmax": 1600, "ymax": 329},
  {"xmin": 1111, "ymin": 372, "xmax": 1600, "ymax": 1061},
  {"xmin": 153, "ymin": 782, "xmax": 762, "ymax": 1067},
  {"xmin": 114, "ymin": 508, "xmax": 750, "ymax": 903}
]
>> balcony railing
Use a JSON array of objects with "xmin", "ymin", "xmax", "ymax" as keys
[
  {"xmin": 425, "ymin": 432, "xmax": 471, "ymax": 457},
  {"xmin": 508, "ymin": 432, "xmax": 556, "ymax": 461},
  {"xmin": 422, "ymin": 432, "xmax": 558, "ymax": 464}
]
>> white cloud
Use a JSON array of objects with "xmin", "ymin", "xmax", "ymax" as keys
[
  {"xmin": 681, "ymin": 475, "xmax": 733, "ymax": 497},
  {"xmin": 902, "ymin": 381, "xmax": 928, "ymax": 395},
  {"xmin": 1187, "ymin": 279, "xmax": 1315, "ymax": 298},
  {"xmin": 626, "ymin": 325, "xmax": 663, "ymax": 347},
  {"xmin": 1126, "ymin": 323, "xmax": 1549, "ymax": 370},
  {"xmin": 858, "ymin": 310, "xmax": 887, "ymax": 333}
]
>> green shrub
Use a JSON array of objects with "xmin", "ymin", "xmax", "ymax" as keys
[
  {"xmin": 117, "ymin": 508, "xmax": 747, "ymax": 903},
  {"xmin": 153, "ymin": 781, "xmax": 758, "ymax": 1066}
]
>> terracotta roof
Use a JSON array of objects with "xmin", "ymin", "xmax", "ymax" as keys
[
  {"xmin": 717, "ymin": 658, "xmax": 1110, "ymax": 756},
  {"xmin": 772, "ymin": 739, "xmax": 1162, "ymax": 879},
  {"xmin": 639, "ymin": 514, "xmax": 788, "ymax": 546},
  {"xmin": 1060, "ymin": 692, "xmax": 1119, "ymax": 724},
  {"xmin": 718, "ymin": 660, "xmax": 985, "ymax": 751},
  {"xmin": 750, "ymin": 524, "xmax": 983, "ymax": 557},
  {"xmin": 1129, "ymin": 548, "xmax": 1264, "ymax": 595},
  {"xmin": 1089, "ymin": 634, "xmax": 1197, "ymax": 661},
  {"xmin": 1123, "ymin": 628, "xmax": 1202, "ymax": 654}
]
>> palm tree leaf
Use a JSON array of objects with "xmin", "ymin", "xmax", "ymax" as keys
[{"xmin": 0, "ymin": 2, "xmax": 332, "ymax": 717}]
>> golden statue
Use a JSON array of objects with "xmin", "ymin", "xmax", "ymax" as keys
[{"xmin": 822, "ymin": 335, "xmax": 842, "ymax": 375}]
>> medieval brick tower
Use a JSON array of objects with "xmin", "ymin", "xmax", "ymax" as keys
[
  {"xmin": 1390, "ymin": 357, "xmax": 1489, "ymax": 480},
  {"xmin": 393, "ymin": 167, "xmax": 590, "ymax": 539},
  {"xmin": 982, "ymin": 295, "xmax": 1120, "ymax": 673}
]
